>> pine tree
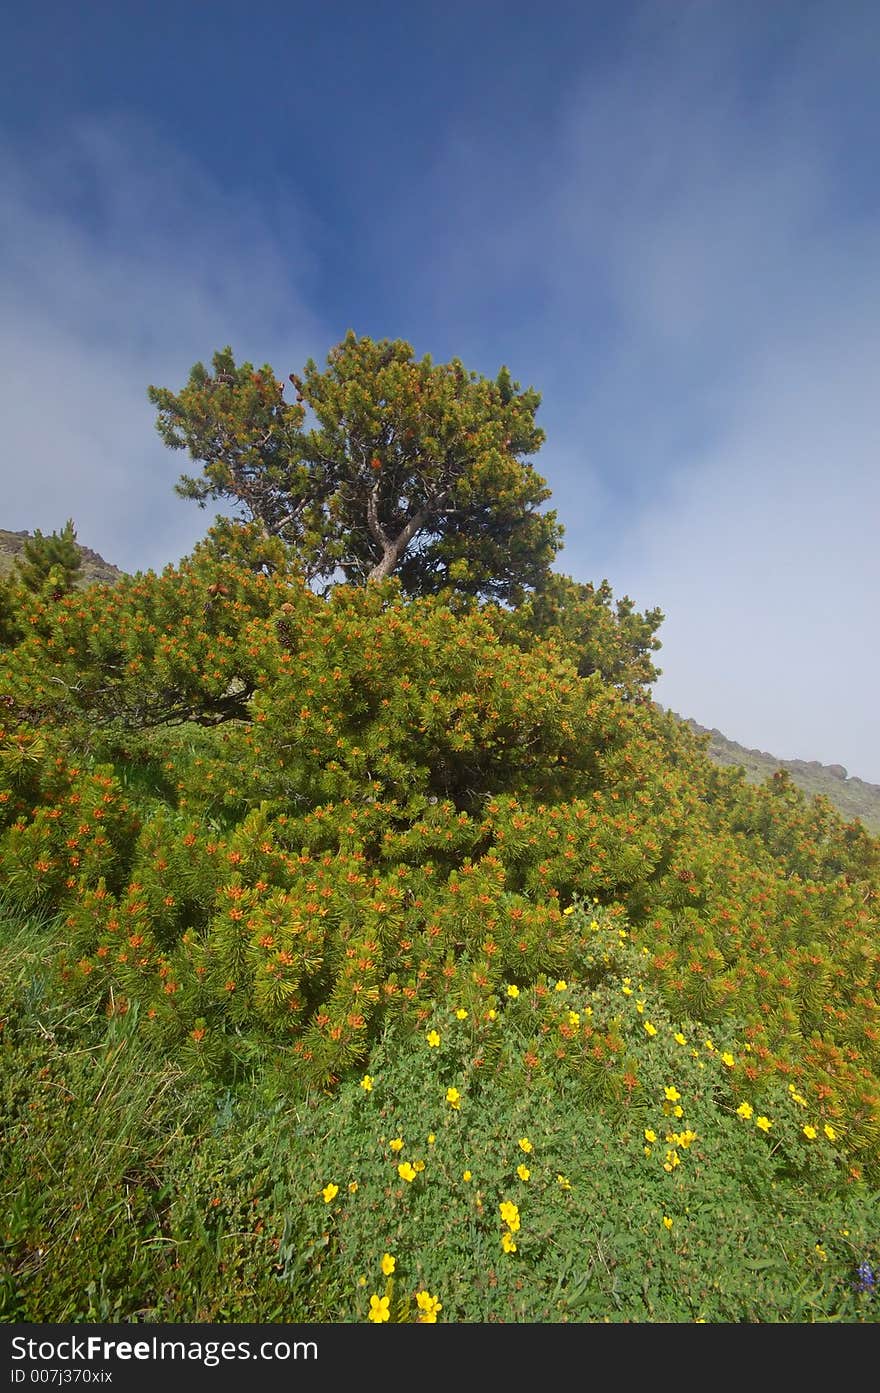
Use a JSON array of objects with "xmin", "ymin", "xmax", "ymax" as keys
[
  {"xmin": 149, "ymin": 332, "xmax": 563, "ymax": 605},
  {"xmin": 507, "ymin": 572, "xmax": 665, "ymax": 699},
  {"xmin": 0, "ymin": 572, "xmax": 23, "ymax": 649},
  {"xmin": 15, "ymin": 519, "xmax": 82, "ymax": 599}
]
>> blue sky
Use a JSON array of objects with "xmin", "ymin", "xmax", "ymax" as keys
[{"xmin": 2, "ymin": 1, "xmax": 880, "ymax": 782}]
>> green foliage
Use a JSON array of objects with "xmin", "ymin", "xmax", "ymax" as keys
[
  {"xmin": 15, "ymin": 519, "xmax": 82, "ymax": 598},
  {"xmin": 2, "ymin": 329, "xmax": 880, "ymax": 1321},
  {"xmin": 0, "ymin": 521, "xmax": 299, "ymax": 738},
  {"xmin": 0, "ymin": 571, "xmax": 24, "ymax": 650},
  {"xmin": 1, "ymin": 522, "xmax": 879, "ymax": 1172},
  {"xmin": 150, "ymin": 332, "xmax": 562, "ymax": 604},
  {"xmin": 0, "ymin": 520, "xmax": 84, "ymax": 654},
  {"xmin": 3, "ymin": 903, "xmax": 878, "ymax": 1323},
  {"xmin": 267, "ymin": 919, "xmax": 880, "ymax": 1322},
  {"xmin": 0, "ymin": 527, "xmax": 124, "ymax": 592},
  {"xmin": 507, "ymin": 571, "xmax": 665, "ymax": 699},
  {"xmin": 148, "ymin": 350, "xmax": 319, "ymax": 568},
  {"xmin": 0, "ymin": 895, "xmax": 298, "ymax": 1322}
]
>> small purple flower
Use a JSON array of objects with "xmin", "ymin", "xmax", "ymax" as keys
[{"xmin": 854, "ymin": 1261, "xmax": 875, "ymax": 1293}]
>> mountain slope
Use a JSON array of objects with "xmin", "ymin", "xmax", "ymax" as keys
[
  {"xmin": 678, "ymin": 715, "xmax": 880, "ymax": 835},
  {"xmin": 0, "ymin": 528, "xmax": 125, "ymax": 588}
]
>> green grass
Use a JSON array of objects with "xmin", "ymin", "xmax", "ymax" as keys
[{"xmin": 3, "ymin": 896, "xmax": 878, "ymax": 1323}]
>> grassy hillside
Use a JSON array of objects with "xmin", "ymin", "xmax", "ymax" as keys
[{"xmin": 679, "ymin": 715, "xmax": 880, "ymax": 835}]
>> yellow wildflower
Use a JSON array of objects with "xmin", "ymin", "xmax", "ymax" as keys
[
  {"xmin": 381, "ymin": 1253, "xmax": 395, "ymax": 1276},
  {"xmin": 389, "ymin": 1138, "xmax": 404, "ymax": 1153},
  {"xmin": 416, "ymin": 1290, "xmax": 442, "ymax": 1322},
  {"xmin": 563, "ymin": 906, "xmax": 575, "ymax": 916},
  {"xmin": 446, "ymin": 1087, "xmax": 461, "ymax": 1110},
  {"xmin": 645, "ymin": 1128, "xmax": 657, "ymax": 1143},
  {"xmin": 824, "ymin": 1124, "xmax": 837, "ymax": 1141},
  {"xmin": 463, "ymin": 1170, "xmax": 472, "ymax": 1182},
  {"xmin": 360, "ymin": 1075, "xmax": 374, "ymax": 1091},
  {"xmin": 368, "ymin": 1294, "xmax": 390, "ymax": 1323},
  {"xmin": 663, "ymin": 1216, "xmax": 673, "ymax": 1230},
  {"xmin": 664, "ymin": 1086, "xmax": 681, "ymax": 1102},
  {"xmin": 501, "ymin": 1232, "xmax": 518, "ymax": 1253},
  {"xmin": 803, "ymin": 1125, "xmax": 818, "ymax": 1140},
  {"xmin": 644, "ymin": 1021, "xmax": 657, "ymax": 1036},
  {"xmin": 398, "ymin": 1162, "xmax": 417, "ymax": 1182},
  {"xmin": 736, "ymin": 1102, "xmax": 753, "ymax": 1120},
  {"xmin": 455, "ymin": 1009, "xmax": 468, "ymax": 1020},
  {"xmin": 755, "ymin": 1116, "xmax": 772, "ymax": 1133},
  {"xmin": 557, "ymin": 1175, "xmax": 571, "ymax": 1189},
  {"xmin": 568, "ymin": 1010, "xmax": 581, "ymax": 1026},
  {"xmin": 674, "ymin": 1032, "xmax": 687, "ymax": 1045},
  {"xmin": 499, "ymin": 1201, "xmax": 520, "ymax": 1232},
  {"xmin": 506, "ymin": 984, "xmax": 520, "ymax": 999},
  {"xmin": 426, "ymin": 1030, "xmax": 441, "ymax": 1047},
  {"xmin": 321, "ymin": 1183, "xmax": 339, "ymax": 1204},
  {"xmin": 517, "ymin": 1164, "xmax": 531, "ymax": 1182},
  {"xmin": 555, "ymin": 980, "xmax": 568, "ymax": 992},
  {"xmin": 720, "ymin": 1052, "xmax": 735, "ymax": 1068}
]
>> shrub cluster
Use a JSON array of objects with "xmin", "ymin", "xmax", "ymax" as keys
[{"xmin": 1, "ymin": 521, "xmax": 879, "ymax": 1182}]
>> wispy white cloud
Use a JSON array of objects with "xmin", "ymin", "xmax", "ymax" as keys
[
  {"xmin": 389, "ymin": 3, "xmax": 880, "ymax": 780},
  {"xmin": 554, "ymin": 10, "xmax": 880, "ymax": 781},
  {"xmin": 619, "ymin": 254, "xmax": 880, "ymax": 781},
  {"xmin": 0, "ymin": 114, "xmax": 327, "ymax": 572}
]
